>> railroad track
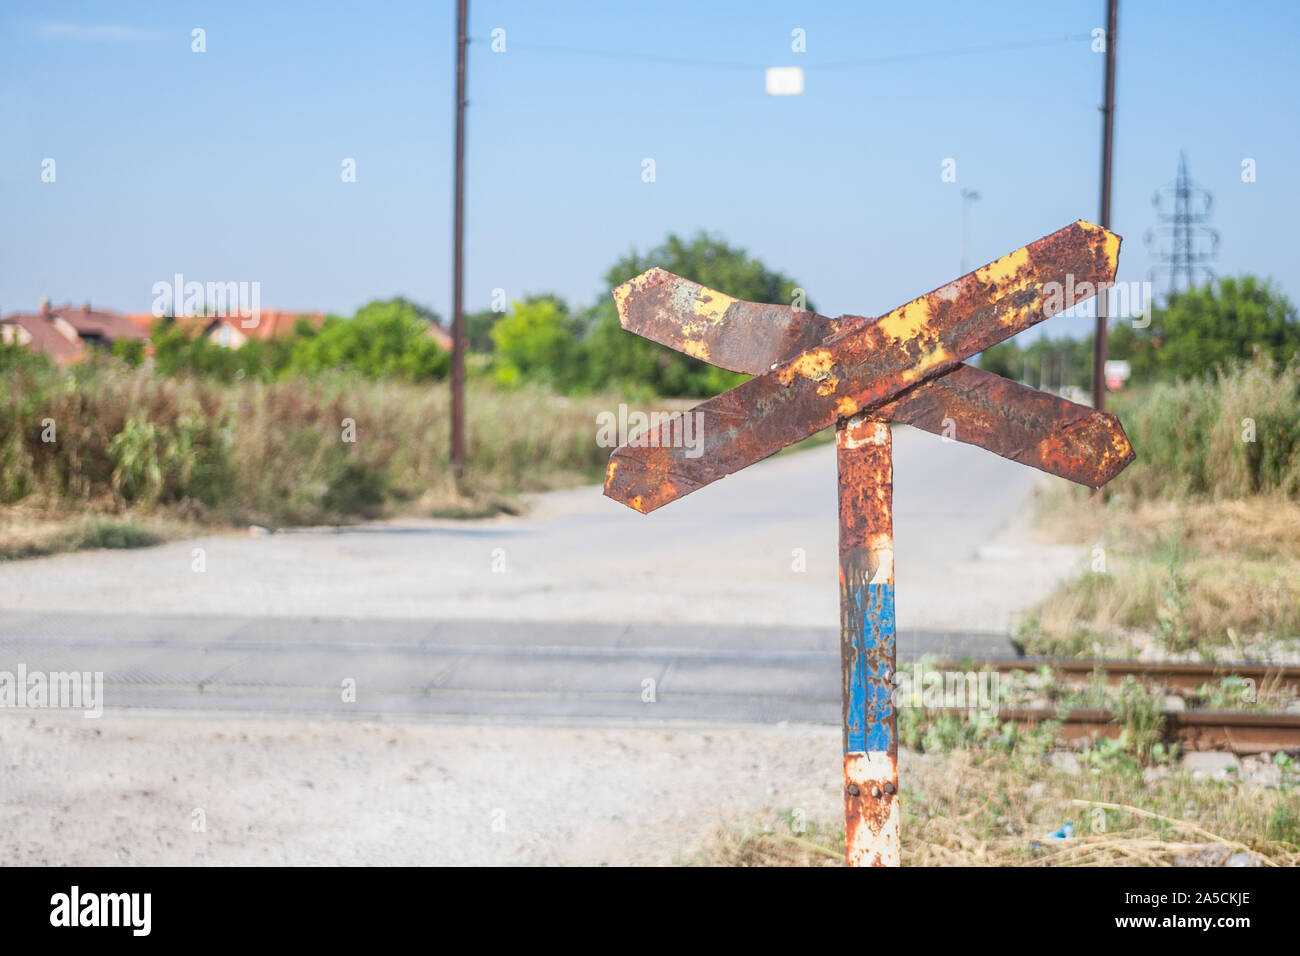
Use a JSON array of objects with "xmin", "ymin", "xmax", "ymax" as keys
[
  {"xmin": 938, "ymin": 657, "xmax": 1300, "ymax": 694},
  {"xmin": 928, "ymin": 657, "xmax": 1300, "ymax": 753},
  {"xmin": 991, "ymin": 708, "xmax": 1300, "ymax": 754}
]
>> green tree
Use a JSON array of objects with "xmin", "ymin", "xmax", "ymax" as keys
[
  {"xmin": 111, "ymin": 337, "xmax": 146, "ymax": 368},
  {"xmin": 149, "ymin": 321, "xmax": 223, "ymax": 378},
  {"xmin": 581, "ymin": 233, "xmax": 814, "ymax": 396},
  {"xmin": 1106, "ymin": 320, "xmax": 1159, "ymax": 382},
  {"xmin": 386, "ymin": 296, "xmax": 440, "ymax": 324},
  {"xmin": 976, "ymin": 341, "xmax": 1023, "ymax": 382},
  {"xmin": 465, "ymin": 308, "xmax": 500, "ymax": 352},
  {"xmin": 976, "ymin": 336, "xmax": 1092, "ymax": 391},
  {"xmin": 290, "ymin": 299, "xmax": 449, "ymax": 381},
  {"xmin": 490, "ymin": 295, "xmax": 579, "ymax": 388},
  {"xmin": 1117, "ymin": 276, "xmax": 1300, "ymax": 380}
]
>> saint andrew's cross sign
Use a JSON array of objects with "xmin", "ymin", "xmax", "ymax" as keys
[{"xmin": 601, "ymin": 220, "xmax": 1135, "ymax": 866}]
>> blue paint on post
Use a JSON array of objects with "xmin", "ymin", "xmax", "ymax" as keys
[
  {"xmin": 864, "ymin": 582, "xmax": 896, "ymax": 753},
  {"xmin": 846, "ymin": 582, "xmax": 868, "ymax": 752},
  {"xmin": 845, "ymin": 581, "xmax": 896, "ymax": 754}
]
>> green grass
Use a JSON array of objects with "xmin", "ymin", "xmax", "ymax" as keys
[
  {"xmin": 70, "ymin": 518, "xmax": 164, "ymax": 551},
  {"xmin": 0, "ymin": 515, "xmax": 166, "ymax": 561},
  {"xmin": 1107, "ymin": 351, "xmax": 1300, "ymax": 500}
]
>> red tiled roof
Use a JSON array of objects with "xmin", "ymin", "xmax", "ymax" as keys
[
  {"xmin": 426, "ymin": 322, "xmax": 454, "ymax": 350},
  {"xmin": 0, "ymin": 313, "xmax": 85, "ymax": 365},
  {"xmin": 237, "ymin": 310, "xmax": 325, "ymax": 340},
  {"xmin": 124, "ymin": 313, "xmax": 207, "ymax": 337},
  {"xmin": 124, "ymin": 312, "xmax": 159, "ymax": 335},
  {"xmin": 6, "ymin": 303, "xmax": 328, "ymax": 363},
  {"xmin": 124, "ymin": 311, "xmax": 326, "ymax": 341},
  {"xmin": 52, "ymin": 303, "xmax": 147, "ymax": 342}
]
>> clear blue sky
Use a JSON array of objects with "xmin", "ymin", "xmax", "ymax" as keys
[{"xmin": 4, "ymin": 0, "xmax": 1297, "ymax": 342}]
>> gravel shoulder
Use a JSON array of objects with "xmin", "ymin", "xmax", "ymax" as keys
[{"xmin": 0, "ymin": 711, "xmax": 843, "ymax": 866}]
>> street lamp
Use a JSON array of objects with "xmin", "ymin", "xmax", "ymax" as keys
[
  {"xmin": 764, "ymin": 66, "xmax": 804, "ymax": 96},
  {"xmin": 960, "ymin": 188, "xmax": 981, "ymax": 274}
]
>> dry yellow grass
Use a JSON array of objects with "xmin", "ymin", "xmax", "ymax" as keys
[
  {"xmin": 694, "ymin": 746, "xmax": 1300, "ymax": 867},
  {"xmin": 1032, "ymin": 485, "xmax": 1300, "ymax": 558},
  {"xmin": 1019, "ymin": 486, "xmax": 1300, "ymax": 659}
]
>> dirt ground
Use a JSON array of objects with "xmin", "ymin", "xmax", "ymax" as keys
[{"xmin": 5, "ymin": 710, "xmax": 1291, "ymax": 866}]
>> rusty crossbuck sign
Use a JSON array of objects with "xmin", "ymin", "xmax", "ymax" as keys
[{"xmin": 602, "ymin": 220, "xmax": 1136, "ymax": 867}]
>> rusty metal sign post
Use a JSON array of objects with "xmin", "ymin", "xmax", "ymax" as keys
[{"xmin": 603, "ymin": 221, "xmax": 1135, "ymax": 866}]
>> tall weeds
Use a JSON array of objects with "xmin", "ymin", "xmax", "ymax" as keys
[
  {"xmin": 1112, "ymin": 351, "xmax": 1300, "ymax": 499},
  {"xmin": 1, "ymin": 360, "xmax": 615, "ymax": 525}
]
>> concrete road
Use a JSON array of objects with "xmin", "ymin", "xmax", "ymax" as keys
[{"xmin": 0, "ymin": 426, "xmax": 1085, "ymax": 722}]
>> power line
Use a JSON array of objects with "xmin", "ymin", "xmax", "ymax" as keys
[
  {"xmin": 817, "ymin": 33, "xmax": 1091, "ymax": 70},
  {"xmin": 474, "ymin": 40, "xmax": 755, "ymax": 71},
  {"xmin": 470, "ymin": 32, "xmax": 1092, "ymax": 74}
]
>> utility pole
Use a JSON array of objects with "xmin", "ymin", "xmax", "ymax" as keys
[
  {"xmin": 1091, "ymin": 0, "xmax": 1117, "ymax": 412},
  {"xmin": 450, "ymin": 0, "xmax": 468, "ymax": 486}
]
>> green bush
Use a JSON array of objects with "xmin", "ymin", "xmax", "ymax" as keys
[
  {"xmin": 0, "ymin": 341, "xmax": 53, "ymax": 376},
  {"xmin": 1112, "ymin": 351, "xmax": 1300, "ymax": 499},
  {"xmin": 150, "ymin": 320, "xmax": 296, "ymax": 381},
  {"xmin": 111, "ymin": 337, "xmax": 146, "ymax": 367},
  {"xmin": 490, "ymin": 296, "xmax": 580, "ymax": 389},
  {"xmin": 290, "ymin": 300, "xmax": 448, "ymax": 381},
  {"xmin": 108, "ymin": 414, "xmax": 168, "ymax": 503}
]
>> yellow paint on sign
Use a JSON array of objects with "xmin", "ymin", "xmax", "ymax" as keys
[
  {"xmin": 1097, "ymin": 227, "xmax": 1122, "ymax": 272},
  {"xmin": 872, "ymin": 299, "xmax": 934, "ymax": 344},
  {"xmin": 611, "ymin": 281, "xmax": 635, "ymax": 320},
  {"xmin": 692, "ymin": 287, "xmax": 738, "ymax": 324},
  {"xmin": 894, "ymin": 345, "xmax": 953, "ymax": 386},
  {"xmin": 974, "ymin": 243, "xmax": 1032, "ymax": 289},
  {"xmin": 680, "ymin": 339, "xmax": 711, "ymax": 361},
  {"xmin": 777, "ymin": 348, "xmax": 836, "ymax": 387}
]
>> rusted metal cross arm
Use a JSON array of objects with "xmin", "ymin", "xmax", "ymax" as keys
[
  {"xmin": 605, "ymin": 220, "xmax": 1123, "ymax": 514},
  {"xmin": 614, "ymin": 275, "xmax": 1134, "ymax": 492}
]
